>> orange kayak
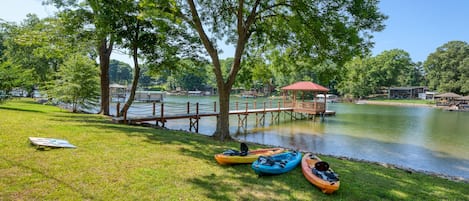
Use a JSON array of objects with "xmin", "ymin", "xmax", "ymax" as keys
[
  {"xmin": 215, "ymin": 148, "xmax": 285, "ymax": 165},
  {"xmin": 301, "ymin": 153, "xmax": 340, "ymax": 194}
]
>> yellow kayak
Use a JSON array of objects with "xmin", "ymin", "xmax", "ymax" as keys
[{"xmin": 215, "ymin": 147, "xmax": 285, "ymax": 165}]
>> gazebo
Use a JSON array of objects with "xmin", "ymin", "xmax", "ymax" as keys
[
  {"xmin": 281, "ymin": 81, "xmax": 329, "ymax": 114},
  {"xmin": 435, "ymin": 92, "xmax": 462, "ymax": 106}
]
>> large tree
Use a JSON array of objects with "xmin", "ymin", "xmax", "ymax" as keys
[
  {"xmin": 424, "ymin": 41, "xmax": 469, "ymax": 94},
  {"xmin": 337, "ymin": 56, "xmax": 376, "ymax": 98},
  {"xmin": 2, "ymin": 15, "xmax": 61, "ymax": 85},
  {"xmin": 1, "ymin": 14, "xmax": 93, "ymax": 98},
  {"xmin": 167, "ymin": 0, "xmax": 386, "ymax": 141},
  {"xmin": 371, "ymin": 49, "xmax": 414, "ymax": 88},
  {"xmin": 46, "ymin": 0, "xmax": 116, "ymax": 115}
]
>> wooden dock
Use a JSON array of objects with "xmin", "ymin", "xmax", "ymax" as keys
[{"xmin": 112, "ymin": 101, "xmax": 335, "ymax": 133}]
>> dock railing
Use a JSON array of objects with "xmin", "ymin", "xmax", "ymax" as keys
[{"xmin": 114, "ymin": 99, "xmax": 327, "ymax": 124}]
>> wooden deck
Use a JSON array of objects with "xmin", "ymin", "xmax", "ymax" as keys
[
  {"xmin": 112, "ymin": 107, "xmax": 335, "ymax": 124},
  {"xmin": 111, "ymin": 101, "xmax": 335, "ymax": 133},
  {"xmin": 112, "ymin": 107, "xmax": 295, "ymax": 123}
]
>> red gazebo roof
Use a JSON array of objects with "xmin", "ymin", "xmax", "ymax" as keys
[{"xmin": 281, "ymin": 81, "xmax": 329, "ymax": 92}]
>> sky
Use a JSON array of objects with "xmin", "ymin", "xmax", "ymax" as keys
[{"xmin": 1, "ymin": 0, "xmax": 469, "ymax": 64}]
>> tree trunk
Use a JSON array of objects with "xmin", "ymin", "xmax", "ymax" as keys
[
  {"xmin": 186, "ymin": 0, "xmax": 259, "ymax": 141},
  {"xmin": 98, "ymin": 37, "xmax": 113, "ymax": 115},
  {"xmin": 119, "ymin": 43, "xmax": 140, "ymax": 117},
  {"xmin": 213, "ymin": 85, "xmax": 232, "ymax": 141}
]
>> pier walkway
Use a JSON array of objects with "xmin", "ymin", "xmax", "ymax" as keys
[{"xmin": 112, "ymin": 101, "xmax": 335, "ymax": 133}]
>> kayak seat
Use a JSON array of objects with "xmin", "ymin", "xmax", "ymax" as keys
[
  {"xmin": 257, "ymin": 156, "xmax": 276, "ymax": 166},
  {"xmin": 312, "ymin": 169, "xmax": 339, "ymax": 182},
  {"xmin": 240, "ymin": 143, "xmax": 249, "ymax": 156},
  {"xmin": 315, "ymin": 161, "xmax": 330, "ymax": 171},
  {"xmin": 223, "ymin": 149, "xmax": 240, "ymax": 156}
]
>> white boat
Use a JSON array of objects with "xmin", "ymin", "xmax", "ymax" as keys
[{"xmin": 316, "ymin": 94, "xmax": 339, "ymax": 103}]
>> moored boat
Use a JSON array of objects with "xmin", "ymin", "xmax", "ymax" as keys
[
  {"xmin": 215, "ymin": 143, "xmax": 284, "ymax": 165},
  {"xmin": 251, "ymin": 151, "xmax": 302, "ymax": 175},
  {"xmin": 301, "ymin": 153, "xmax": 340, "ymax": 194}
]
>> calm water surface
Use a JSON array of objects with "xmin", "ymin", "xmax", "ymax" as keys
[{"xmin": 117, "ymin": 96, "xmax": 469, "ymax": 179}]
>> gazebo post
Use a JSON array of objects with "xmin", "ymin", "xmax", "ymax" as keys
[{"xmin": 313, "ymin": 92, "xmax": 317, "ymax": 111}]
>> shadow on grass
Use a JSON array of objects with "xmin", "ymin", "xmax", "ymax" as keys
[
  {"xmin": 0, "ymin": 156, "xmax": 95, "ymax": 200},
  {"xmin": 0, "ymin": 106, "xmax": 45, "ymax": 113},
  {"xmin": 46, "ymin": 111, "xmax": 469, "ymax": 200},
  {"xmin": 187, "ymin": 167, "xmax": 309, "ymax": 201}
]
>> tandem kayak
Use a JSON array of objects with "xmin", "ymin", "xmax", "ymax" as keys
[
  {"xmin": 215, "ymin": 143, "xmax": 285, "ymax": 165},
  {"xmin": 251, "ymin": 151, "xmax": 302, "ymax": 175},
  {"xmin": 301, "ymin": 153, "xmax": 340, "ymax": 194}
]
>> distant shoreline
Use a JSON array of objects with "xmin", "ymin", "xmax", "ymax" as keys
[{"xmin": 358, "ymin": 100, "xmax": 436, "ymax": 108}]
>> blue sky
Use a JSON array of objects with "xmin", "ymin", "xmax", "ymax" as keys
[{"xmin": 1, "ymin": 0, "xmax": 469, "ymax": 63}]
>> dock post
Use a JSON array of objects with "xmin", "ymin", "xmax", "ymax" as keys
[
  {"xmin": 161, "ymin": 103, "xmax": 165, "ymax": 127},
  {"xmin": 214, "ymin": 101, "xmax": 217, "ymax": 112},
  {"xmin": 236, "ymin": 102, "xmax": 240, "ymax": 126},
  {"xmin": 278, "ymin": 101, "xmax": 281, "ymax": 124},
  {"xmin": 262, "ymin": 102, "xmax": 266, "ymax": 126},
  {"xmin": 152, "ymin": 102, "xmax": 156, "ymax": 116},
  {"xmin": 187, "ymin": 102, "xmax": 190, "ymax": 114},
  {"xmin": 244, "ymin": 102, "xmax": 248, "ymax": 127},
  {"xmin": 123, "ymin": 110, "xmax": 127, "ymax": 124},
  {"xmin": 196, "ymin": 103, "xmax": 199, "ymax": 133},
  {"xmin": 116, "ymin": 102, "xmax": 120, "ymax": 117}
]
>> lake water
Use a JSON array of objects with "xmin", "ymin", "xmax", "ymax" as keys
[{"xmin": 114, "ymin": 96, "xmax": 469, "ymax": 180}]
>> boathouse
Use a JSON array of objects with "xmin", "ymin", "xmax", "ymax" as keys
[
  {"xmin": 110, "ymin": 84, "xmax": 127, "ymax": 102},
  {"xmin": 388, "ymin": 86, "xmax": 427, "ymax": 99},
  {"xmin": 281, "ymin": 81, "xmax": 329, "ymax": 115},
  {"xmin": 435, "ymin": 92, "xmax": 462, "ymax": 106}
]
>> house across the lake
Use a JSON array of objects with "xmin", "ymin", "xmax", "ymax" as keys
[{"xmin": 388, "ymin": 86, "xmax": 427, "ymax": 99}]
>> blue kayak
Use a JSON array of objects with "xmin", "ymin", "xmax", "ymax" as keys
[{"xmin": 251, "ymin": 151, "xmax": 302, "ymax": 175}]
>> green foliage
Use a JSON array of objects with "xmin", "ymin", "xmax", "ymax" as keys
[
  {"xmin": 165, "ymin": 60, "xmax": 209, "ymax": 91},
  {"xmin": 424, "ymin": 41, "xmax": 469, "ymax": 94},
  {"xmin": 2, "ymin": 15, "xmax": 58, "ymax": 83},
  {"xmin": 109, "ymin": 59, "xmax": 133, "ymax": 85},
  {"xmin": 0, "ymin": 61, "xmax": 34, "ymax": 100},
  {"xmin": 46, "ymin": 55, "xmax": 99, "ymax": 112},
  {"xmin": 138, "ymin": 65, "xmax": 156, "ymax": 89},
  {"xmin": 372, "ymin": 49, "xmax": 414, "ymax": 87},
  {"xmin": 338, "ymin": 49, "xmax": 419, "ymax": 98},
  {"xmin": 1, "ymin": 13, "xmax": 96, "ymax": 91},
  {"xmin": 338, "ymin": 57, "xmax": 376, "ymax": 98}
]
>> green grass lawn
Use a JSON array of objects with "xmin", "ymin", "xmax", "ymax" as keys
[{"xmin": 1, "ymin": 99, "xmax": 467, "ymax": 200}]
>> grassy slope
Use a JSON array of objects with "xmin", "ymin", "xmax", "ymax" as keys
[{"xmin": 0, "ymin": 99, "xmax": 467, "ymax": 201}]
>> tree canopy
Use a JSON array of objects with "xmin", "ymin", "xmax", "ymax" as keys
[
  {"xmin": 337, "ymin": 49, "xmax": 418, "ymax": 98},
  {"xmin": 46, "ymin": 55, "xmax": 99, "ymax": 112},
  {"xmin": 424, "ymin": 41, "xmax": 469, "ymax": 94}
]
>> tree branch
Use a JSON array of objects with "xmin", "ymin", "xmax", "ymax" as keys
[{"xmin": 186, "ymin": 0, "xmax": 223, "ymax": 87}]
